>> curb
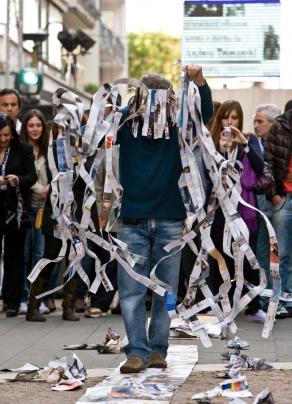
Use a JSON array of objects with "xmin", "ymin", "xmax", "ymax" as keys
[{"xmin": 193, "ymin": 362, "xmax": 292, "ymax": 371}]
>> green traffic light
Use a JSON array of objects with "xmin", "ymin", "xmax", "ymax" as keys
[
  {"xmin": 15, "ymin": 68, "xmax": 43, "ymax": 95},
  {"xmin": 22, "ymin": 70, "xmax": 39, "ymax": 86}
]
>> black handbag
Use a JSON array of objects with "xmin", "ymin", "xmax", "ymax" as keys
[
  {"xmin": 5, "ymin": 186, "xmax": 32, "ymax": 230},
  {"xmin": 5, "ymin": 209, "xmax": 31, "ymax": 230},
  {"xmin": 254, "ymin": 163, "xmax": 274, "ymax": 195}
]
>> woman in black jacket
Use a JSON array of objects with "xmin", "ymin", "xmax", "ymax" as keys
[{"xmin": 0, "ymin": 113, "xmax": 37, "ymax": 317}]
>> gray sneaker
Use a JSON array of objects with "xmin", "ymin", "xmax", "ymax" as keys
[{"xmin": 276, "ymin": 304, "xmax": 288, "ymax": 319}]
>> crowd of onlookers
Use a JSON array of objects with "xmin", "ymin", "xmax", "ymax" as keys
[{"xmin": 0, "ymin": 83, "xmax": 292, "ymax": 325}]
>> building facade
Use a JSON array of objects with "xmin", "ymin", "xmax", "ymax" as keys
[{"xmin": 0, "ymin": 0, "xmax": 128, "ymax": 109}]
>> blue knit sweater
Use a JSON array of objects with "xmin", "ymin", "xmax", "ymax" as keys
[{"xmin": 117, "ymin": 83, "xmax": 213, "ymax": 219}]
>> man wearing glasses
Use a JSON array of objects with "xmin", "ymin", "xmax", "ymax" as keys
[{"xmin": 0, "ymin": 88, "xmax": 22, "ymax": 133}]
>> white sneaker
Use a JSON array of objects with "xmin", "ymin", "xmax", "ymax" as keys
[
  {"xmin": 19, "ymin": 302, "xmax": 28, "ymax": 315},
  {"xmin": 39, "ymin": 301, "xmax": 50, "ymax": 315},
  {"xmin": 246, "ymin": 309, "xmax": 266, "ymax": 323}
]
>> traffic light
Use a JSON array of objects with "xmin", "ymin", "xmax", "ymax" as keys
[{"xmin": 15, "ymin": 68, "xmax": 43, "ymax": 96}]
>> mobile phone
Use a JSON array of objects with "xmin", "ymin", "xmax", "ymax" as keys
[{"xmin": 224, "ymin": 126, "xmax": 232, "ymax": 140}]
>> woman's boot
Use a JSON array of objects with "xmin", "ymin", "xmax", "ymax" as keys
[
  {"xmin": 62, "ymin": 278, "xmax": 80, "ymax": 321},
  {"xmin": 26, "ymin": 277, "xmax": 48, "ymax": 322}
]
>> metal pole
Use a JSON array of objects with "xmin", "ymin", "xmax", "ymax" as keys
[
  {"xmin": 18, "ymin": 0, "xmax": 23, "ymax": 70},
  {"xmin": 5, "ymin": 0, "xmax": 11, "ymax": 87}
]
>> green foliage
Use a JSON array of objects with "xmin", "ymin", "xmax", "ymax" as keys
[
  {"xmin": 83, "ymin": 82, "xmax": 99, "ymax": 94},
  {"xmin": 128, "ymin": 31, "xmax": 181, "ymax": 88}
]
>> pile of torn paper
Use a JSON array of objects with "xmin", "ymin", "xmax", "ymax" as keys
[
  {"xmin": 1, "ymin": 353, "xmax": 86, "ymax": 391},
  {"xmin": 192, "ymin": 337, "xmax": 275, "ymax": 403}
]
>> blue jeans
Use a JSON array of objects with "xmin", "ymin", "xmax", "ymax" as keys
[
  {"xmin": 22, "ymin": 206, "xmax": 45, "ymax": 302},
  {"xmin": 272, "ymin": 196, "xmax": 292, "ymax": 308},
  {"xmin": 117, "ymin": 219, "xmax": 184, "ymax": 363}
]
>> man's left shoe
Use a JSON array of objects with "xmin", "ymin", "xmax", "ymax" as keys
[
  {"xmin": 120, "ymin": 356, "xmax": 150, "ymax": 374},
  {"xmin": 246, "ymin": 309, "xmax": 266, "ymax": 323},
  {"xmin": 148, "ymin": 352, "xmax": 167, "ymax": 368}
]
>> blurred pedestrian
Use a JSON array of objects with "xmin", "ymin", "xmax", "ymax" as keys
[
  {"xmin": 26, "ymin": 115, "xmax": 102, "ymax": 322},
  {"xmin": 253, "ymin": 104, "xmax": 281, "ymax": 314},
  {"xmin": 19, "ymin": 109, "xmax": 50, "ymax": 315},
  {"xmin": 0, "ymin": 113, "xmax": 37, "ymax": 317},
  {"xmin": 83, "ymin": 97, "xmax": 120, "ymax": 318},
  {"xmin": 264, "ymin": 99, "xmax": 292, "ymax": 318},
  {"xmin": 0, "ymin": 89, "xmax": 22, "ymax": 132}
]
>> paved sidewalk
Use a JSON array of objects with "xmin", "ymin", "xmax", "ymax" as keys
[
  {"xmin": 0, "ymin": 303, "xmax": 126, "ymax": 372},
  {"xmin": 1, "ymin": 302, "xmax": 292, "ymax": 402}
]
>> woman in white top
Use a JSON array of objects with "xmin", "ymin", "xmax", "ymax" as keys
[{"xmin": 19, "ymin": 109, "xmax": 49, "ymax": 314}]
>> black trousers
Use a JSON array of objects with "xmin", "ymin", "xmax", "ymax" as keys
[
  {"xmin": 40, "ymin": 235, "xmax": 64, "ymax": 280},
  {"xmin": 1, "ymin": 226, "xmax": 26, "ymax": 310},
  {"xmin": 208, "ymin": 208, "xmax": 260, "ymax": 315}
]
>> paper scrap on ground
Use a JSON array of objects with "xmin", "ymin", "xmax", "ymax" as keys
[
  {"xmin": 3, "ymin": 353, "xmax": 87, "ymax": 389},
  {"xmin": 0, "ymin": 363, "xmax": 42, "ymax": 372},
  {"xmin": 77, "ymin": 344, "xmax": 198, "ymax": 403},
  {"xmin": 226, "ymin": 336, "xmax": 250, "ymax": 350},
  {"xmin": 64, "ymin": 328, "xmax": 121, "ymax": 354},
  {"xmin": 169, "ymin": 316, "xmax": 223, "ymax": 339},
  {"xmin": 52, "ymin": 378, "xmax": 83, "ymax": 391},
  {"xmin": 253, "ymin": 387, "xmax": 275, "ymax": 404}
]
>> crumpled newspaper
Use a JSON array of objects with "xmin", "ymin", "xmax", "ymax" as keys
[
  {"xmin": 7, "ymin": 352, "xmax": 86, "ymax": 391},
  {"xmin": 225, "ymin": 336, "xmax": 249, "ymax": 350},
  {"xmin": 8, "ymin": 370, "xmax": 41, "ymax": 382},
  {"xmin": 51, "ymin": 378, "xmax": 83, "ymax": 391},
  {"xmin": 253, "ymin": 388, "xmax": 275, "ymax": 404},
  {"xmin": 96, "ymin": 328, "xmax": 121, "ymax": 354},
  {"xmin": 191, "ymin": 385, "xmax": 252, "ymax": 401},
  {"xmin": 63, "ymin": 328, "xmax": 121, "ymax": 353},
  {"xmin": 220, "ymin": 339, "xmax": 273, "ymax": 380},
  {"xmin": 226, "ymin": 354, "xmax": 273, "ymax": 373}
]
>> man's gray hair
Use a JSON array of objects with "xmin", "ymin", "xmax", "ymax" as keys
[
  {"xmin": 140, "ymin": 72, "xmax": 172, "ymax": 90},
  {"xmin": 255, "ymin": 104, "xmax": 281, "ymax": 122}
]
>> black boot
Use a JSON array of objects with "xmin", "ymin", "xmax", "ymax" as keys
[
  {"xmin": 26, "ymin": 277, "xmax": 48, "ymax": 322},
  {"xmin": 62, "ymin": 278, "xmax": 80, "ymax": 321}
]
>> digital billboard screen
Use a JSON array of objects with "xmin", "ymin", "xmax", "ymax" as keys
[{"xmin": 182, "ymin": 0, "xmax": 281, "ymax": 77}]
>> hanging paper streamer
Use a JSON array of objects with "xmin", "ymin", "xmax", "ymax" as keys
[{"xmin": 28, "ymin": 69, "xmax": 280, "ymax": 345}]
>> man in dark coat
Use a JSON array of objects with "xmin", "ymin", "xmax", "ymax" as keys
[{"xmin": 264, "ymin": 100, "xmax": 292, "ymax": 318}]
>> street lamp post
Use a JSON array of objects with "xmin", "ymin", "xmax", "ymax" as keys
[
  {"xmin": 5, "ymin": 0, "xmax": 10, "ymax": 87},
  {"xmin": 18, "ymin": 0, "xmax": 23, "ymax": 71}
]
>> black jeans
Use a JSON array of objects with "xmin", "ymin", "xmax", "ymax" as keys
[{"xmin": 1, "ymin": 226, "xmax": 26, "ymax": 310}]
